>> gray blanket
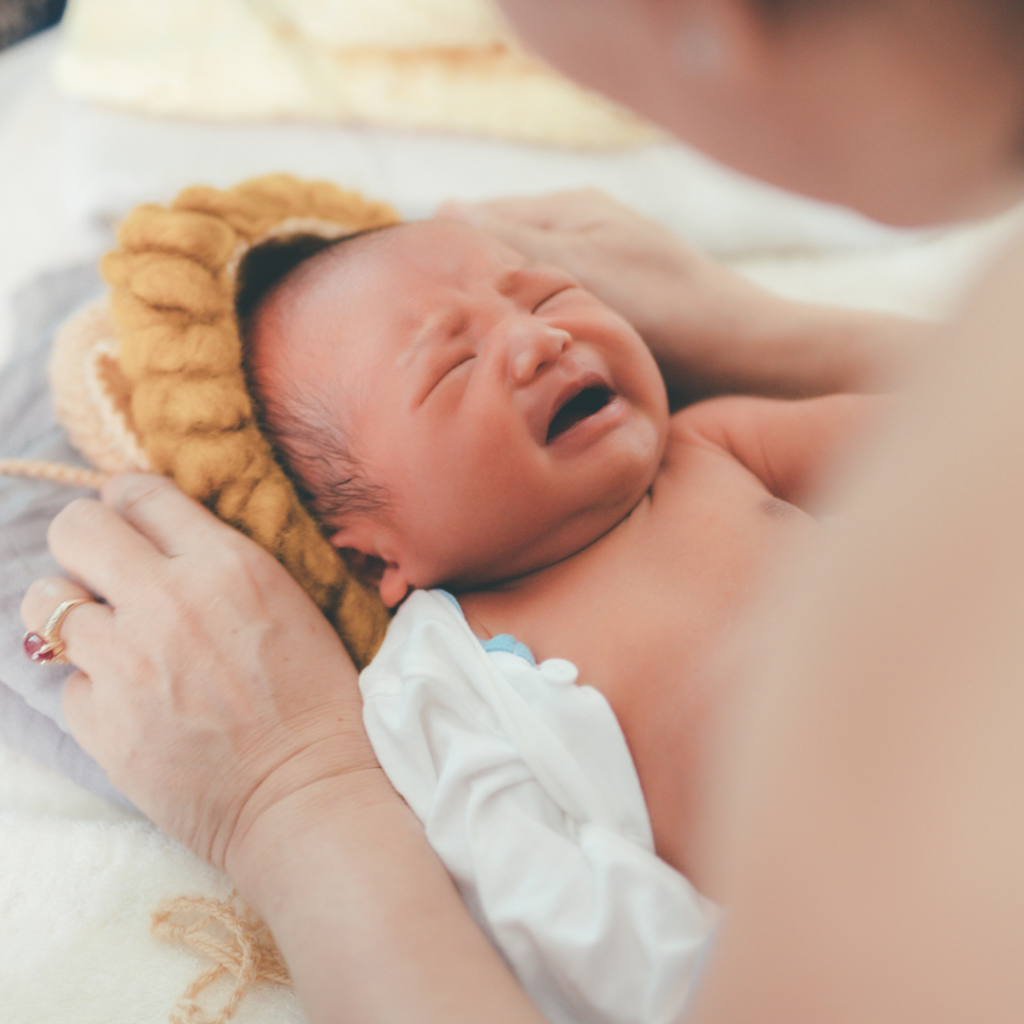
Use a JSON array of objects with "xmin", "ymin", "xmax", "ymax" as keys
[{"xmin": 0, "ymin": 264, "xmax": 130, "ymax": 806}]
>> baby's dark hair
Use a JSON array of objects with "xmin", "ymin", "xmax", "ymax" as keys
[{"xmin": 237, "ymin": 230, "xmax": 392, "ymax": 530}]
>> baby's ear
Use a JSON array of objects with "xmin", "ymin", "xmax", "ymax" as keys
[
  {"xmin": 338, "ymin": 549, "xmax": 387, "ymax": 589},
  {"xmin": 378, "ymin": 563, "xmax": 413, "ymax": 609},
  {"xmin": 329, "ymin": 524, "xmax": 411, "ymax": 608}
]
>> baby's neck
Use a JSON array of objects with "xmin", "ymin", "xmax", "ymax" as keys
[{"xmin": 449, "ymin": 491, "xmax": 652, "ymax": 646}]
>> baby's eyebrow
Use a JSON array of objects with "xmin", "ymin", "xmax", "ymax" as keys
[
  {"xmin": 498, "ymin": 261, "xmax": 573, "ymax": 297},
  {"xmin": 495, "ymin": 263, "xmax": 534, "ymax": 296},
  {"xmin": 407, "ymin": 307, "xmax": 468, "ymax": 361}
]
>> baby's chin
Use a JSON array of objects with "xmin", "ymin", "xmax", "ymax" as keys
[{"xmin": 417, "ymin": 409, "xmax": 667, "ymax": 595}]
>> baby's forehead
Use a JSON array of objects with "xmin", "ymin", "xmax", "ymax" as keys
[
  {"xmin": 347, "ymin": 219, "xmax": 524, "ymax": 276},
  {"xmin": 253, "ymin": 220, "xmax": 529, "ymax": 382},
  {"xmin": 309, "ymin": 220, "xmax": 524, "ymax": 315}
]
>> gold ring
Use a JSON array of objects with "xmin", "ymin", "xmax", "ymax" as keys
[{"xmin": 23, "ymin": 597, "xmax": 94, "ymax": 665}]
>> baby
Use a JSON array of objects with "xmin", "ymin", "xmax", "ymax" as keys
[
  {"xmin": 244, "ymin": 218, "xmax": 874, "ymax": 890},
  {"xmin": 242, "ymin": 218, "xmax": 882, "ymax": 1024}
]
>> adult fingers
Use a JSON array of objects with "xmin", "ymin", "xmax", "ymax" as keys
[
  {"xmin": 21, "ymin": 575, "xmax": 95, "ymax": 630},
  {"xmin": 46, "ymin": 494, "xmax": 166, "ymax": 606},
  {"xmin": 437, "ymin": 188, "xmax": 614, "ymax": 230},
  {"xmin": 436, "ymin": 201, "xmax": 549, "ymax": 253},
  {"xmin": 101, "ymin": 474, "xmax": 230, "ymax": 556},
  {"xmin": 437, "ymin": 196, "xmax": 558, "ymax": 231},
  {"xmin": 61, "ymin": 667, "xmax": 104, "ymax": 767},
  {"xmin": 49, "ymin": 476, "xmax": 251, "ymax": 609},
  {"xmin": 20, "ymin": 575, "xmax": 113, "ymax": 669}
]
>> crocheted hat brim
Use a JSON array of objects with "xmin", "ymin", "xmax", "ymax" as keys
[{"xmin": 52, "ymin": 175, "xmax": 400, "ymax": 669}]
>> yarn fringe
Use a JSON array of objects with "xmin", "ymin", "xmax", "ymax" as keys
[
  {"xmin": 152, "ymin": 893, "xmax": 292, "ymax": 1024},
  {"xmin": 0, "ymin": 458, "xmax": 108, "ymax": 491}
]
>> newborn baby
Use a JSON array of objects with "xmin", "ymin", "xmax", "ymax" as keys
[
  {"xmin": 247, "ymin": 219, "xmax": 871, "ymax": 876},
  {"xmin": 244, "ymin": 220, "xmax": 876, "ymax": 1022}
]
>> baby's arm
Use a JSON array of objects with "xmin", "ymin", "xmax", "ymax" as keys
[{"xmin": 675, "ymin": 393, "xmax": 889, "ymax": 506}]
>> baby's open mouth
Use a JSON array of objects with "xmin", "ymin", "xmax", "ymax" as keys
[{"xmin": 546, "ymin": 385, "xmax": 613, "ymax": 443}]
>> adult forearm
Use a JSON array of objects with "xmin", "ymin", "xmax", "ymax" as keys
[
  {"xmin": 651, "ymin": 289, "xmax": 935, "ymax": 404},
  {"xmin": 231, "ymin": 772, "xmax": 548, "ymax": 1024}
]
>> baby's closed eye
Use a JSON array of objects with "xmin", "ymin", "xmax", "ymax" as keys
[
  {"xmin": 532, "ymin": 285, "xmax": 576, "ymax": 313},
  {"xmin": 428, "ymin": 352, "xmax": 477, "ymax": 398}
]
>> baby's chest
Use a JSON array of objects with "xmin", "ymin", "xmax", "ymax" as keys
[{"xmin": 506, "ymin": 452, "xmax": 811, "ymax": 700}]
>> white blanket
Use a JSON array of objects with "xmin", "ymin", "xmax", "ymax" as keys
[{"xmin": 0, "ymin": 741, "xmax": 312, "ymax": 1023}]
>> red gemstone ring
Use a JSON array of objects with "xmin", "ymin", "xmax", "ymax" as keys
[{"xmin": 23, "ymin": 597, "xmax": 94, "ymax": 665}]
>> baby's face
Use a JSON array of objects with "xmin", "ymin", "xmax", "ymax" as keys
[{"xmin": 258, "ymin": 220, "xmax": 669, "ymax": 601}]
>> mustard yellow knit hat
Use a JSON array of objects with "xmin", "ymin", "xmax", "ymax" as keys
[{"xmin": 48, "ymin": 174, "xmax": 400, "ymax": 669}]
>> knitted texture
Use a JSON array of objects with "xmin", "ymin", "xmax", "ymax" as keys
[
  {"xmin": 98, "ymin": 174, "xmax": 397, "ymax": 668},
  {"xmin": 152, "ymin": 894, "xmax": 291, "ymax": 1024},
  {"xmin": 49, "ymin": 298, "xmax": 152, "ymax": 474}
]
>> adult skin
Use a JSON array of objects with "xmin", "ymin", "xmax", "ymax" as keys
[
  {"xmin": 497, "ymin": 0, "xmax": 1024, "ymax": 225},
  {"xmin": 20, "ymin": 1, "xmax": 1024, "ymax": 1022}
]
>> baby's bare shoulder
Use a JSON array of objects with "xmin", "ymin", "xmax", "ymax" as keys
[
  {"xmin": 664, "ymin": 396, "xmax": 775, "ymax": 463},
  {"xmin": 665, "ymin": 391, "xmax": 884, "ymax": 508},
  {"xmin": 656, "ymin": 398, "xmax": 776, "ymax": 496}
]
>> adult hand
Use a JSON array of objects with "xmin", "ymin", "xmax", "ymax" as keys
[
  {"xmin": 20, "ymin": 473, "xmax": 384, "ymax": 873},
  {"xmin": 22, "ymin": 475, "xmax": 549, "ymax": 1024},
  {"xmin": 438, "ymin": 189, "xmax": 929, "ymax": 400},
  {"xmin": 437, "ymin": 189, "xmax": 778, "ymax": 386}
]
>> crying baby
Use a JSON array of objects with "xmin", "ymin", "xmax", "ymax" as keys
[{"xmin": 241, "ymin": 218, "xmax": 877, "ymax": 894}]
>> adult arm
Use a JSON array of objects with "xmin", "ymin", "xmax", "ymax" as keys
[
  {"xmin": 231, "ymin": 775, "xmax": 546, "ymax": 1024},
  {"xmin": 685, "ymin": 236, "xmax": 1024, "ymax": 1021},
  {"xmin": 438, "ymin": 190, "xmax": 932, "ymax": 403},
  {"xmin": 21, "ymin": 475, "xmax": 546, "ymax": 1024}
]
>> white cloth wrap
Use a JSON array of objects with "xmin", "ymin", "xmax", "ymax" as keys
[{"xmin": 361, "ymin": 589, "xmax": 717, "ymax": 1024}]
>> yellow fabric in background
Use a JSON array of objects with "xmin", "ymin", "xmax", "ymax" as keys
[{"xmin": 54, "ymin": 0, "xmax": 661, "ymax": 148}]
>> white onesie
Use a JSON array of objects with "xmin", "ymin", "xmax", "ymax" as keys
[{"xmin": 361, "ymin": 589, "xmax": 717, "ymax": 1024}]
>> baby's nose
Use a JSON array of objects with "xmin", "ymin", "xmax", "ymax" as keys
[{"xmin": 507, "ymin": 320, "xmax": 572, "ymax": 385}]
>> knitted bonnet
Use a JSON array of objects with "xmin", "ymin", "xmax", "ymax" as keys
[{"xmin": 48, "ymin": 174, "xmax": 399, "ymax": 669}]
